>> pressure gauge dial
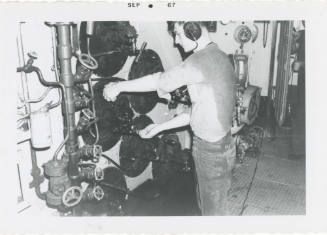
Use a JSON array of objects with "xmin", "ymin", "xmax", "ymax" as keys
[{"xmin": 234, "ymin": 25, "xmax": 252, "ymax": 44}]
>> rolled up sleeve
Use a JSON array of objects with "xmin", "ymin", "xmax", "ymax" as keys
[{"xmin": 156, "ymin": 62, "xmax": 202, "ymax": 99}]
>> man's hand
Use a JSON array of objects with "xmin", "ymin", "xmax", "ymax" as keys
[
  {"xmin": 103, "ymin": 82, "xmax": 121, "ymax": 102},
  {"xmin": 138, "ymin": 124, "xmax": 161, "ymax": 139}
]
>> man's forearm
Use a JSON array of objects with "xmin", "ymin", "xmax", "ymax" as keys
[
  {"xmin": 156, "ymin": 113, "xmax": 191, "ymax": 133},
  {"xmin": 117, "ymin": 73, "xmax": 161, "ymax": 93}
]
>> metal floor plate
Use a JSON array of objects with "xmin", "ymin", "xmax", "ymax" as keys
[
  {"xmin": 228, "ymin": 148, "xmax": 305, "ymax": 215},
  {"xmin": 256, "ymin": 154, "xmax": 305, "ymax": 189},
  {"xmin": 244, "ymin": 178, "xmax": 305, "ymax": 215}
]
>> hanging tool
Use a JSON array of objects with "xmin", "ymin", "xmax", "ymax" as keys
[{"xmin": 263, "ymin": 21, "xmax": 269, "ymax": 48}]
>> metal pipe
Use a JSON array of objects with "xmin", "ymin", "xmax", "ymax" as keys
[
  {"xmin": 22, "ymin": 65, "xmax": 69, "ymax": 123},
  {"xmin": 87, "ymin": 80, "xmax": 99, "ymax": 144},
  {"xmin": 33, "ymin": 66, "xmax": 61, "ymax": 87},
  {"xmin": 17, "ymin": 23, "xmax": 46, "ymax": 201},
  {"xmin": 16, "ymin": 27, "xmax": 62, "ymax": 110},
  {"xmin": 50, "ymin": 26, "xmax": 63, "ymax": 110},
  {"xmin": 17, "ymin": 87, "xmax": 62, "ymax": 111},
  {"xmin": 48, "ymin": 89, "xmax": 62, "ymax": 109},
  {"xmin": 56, "ymin": 24, "xmax": 79, "ymax": 181},
  {"xmin": 53, "ymin": 133, "xmax": 69, "ymax": 160},
  {"xmin": 18, "ymin": 87, "xmax": 53, "ymax": 106},
  {"xmin": 30, "ymin": 144, "xmax": 46, "ymax": 200}
]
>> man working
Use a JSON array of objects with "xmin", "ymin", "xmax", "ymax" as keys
[{"xmin": 103, "ymin": 21, "xmax": 236, "ymax": 215}]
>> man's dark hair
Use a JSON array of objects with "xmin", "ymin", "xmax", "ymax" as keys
[{"xmin": 167, "ymin": 21, "xmax": 211, "ymax": 36}]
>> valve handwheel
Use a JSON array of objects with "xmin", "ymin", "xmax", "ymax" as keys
[
  {"xmin": 62, "ymin": 186, "xmax": 83, "ymax": 207},
  {"xmin": 78, "ymin": 53, "xmax": 98, "ymax": 70},
  {"xmin": 93, "ymin": 186, "xmax": 105, "ymax": 201}
]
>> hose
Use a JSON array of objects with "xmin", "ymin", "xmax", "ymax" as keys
[{"xmin": 101, "ymin": 154, "xmax": 127, "ymax": 174}]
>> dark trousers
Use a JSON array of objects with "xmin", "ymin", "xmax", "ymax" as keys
[{"xmin": 192, "ymin": 132, "xmax": 236, "ymax": 215}]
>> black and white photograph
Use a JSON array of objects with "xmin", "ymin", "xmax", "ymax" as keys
[
  {"xmin": 1, "ymin": 2, "xmax": 327, "ymax": 234},
  {"xmin": 14, "ymin": 19, "xmax": 306, "ymax": 216}
]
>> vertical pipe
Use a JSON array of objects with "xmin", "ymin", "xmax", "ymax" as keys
[
  {"xmin": 17, "ymin": 23, "xmax": 46, "ymax": 200},
  {"xmin": 265, "ymin": 21, "xmax": 278, "ymax": 139},
  {"xmin": 56, "ymin": 24, "xmax": 79, "ymax": 181},
  {"xmin": 275, "ymin": 21, "xmax": 293, "ymax": 126}
]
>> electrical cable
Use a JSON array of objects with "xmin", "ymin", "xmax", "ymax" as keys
[
  {"xmin": 238, "ymin": 126, "xmax": 263, "ymax": 215},
  {"xmin": 239, "ymin": 151, "xmax": 260, "ymax": 215}
]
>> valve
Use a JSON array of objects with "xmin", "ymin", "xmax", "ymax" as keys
[
  {"xmin": 62, "ymin": 186, "xmax": 83, "ymax": 208},
  {"xmin": 79, "ymin": 144, "xmax": 102, "ymax": 161},
  {"xmin": 78, "ymin": 53, "xmax": 98, "ymax": 70},
  {"xmin": 73, "ymin": 86, "xmax": 92, "ymax": 111},
  {"xmin": 77, "ymin": 109, "xmax": 98, "ymax": 135},
  {"xmin": 17, "ymin": 51, "xmax": 38, "ymax": 73},
  {"xmin": 62, "ymin": 185, "xmax": 105, "ymax": 208},
  {"xmin": 79, "ymin": 164, "xmax": 104, "ymax": 181},
  {"xmin": 43, "ymin": 157, "xmax": 71, "ymax": 207},
  {"xmin": 74, "ymin": 64, "xmax": 92, "ymax": 83},
  {"xmin": 84, "ymin": 185, "xmax": 105, "ymax": 201}
]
